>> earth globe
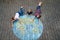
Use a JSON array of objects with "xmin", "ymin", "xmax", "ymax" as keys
[{"xmin": 12, "ymin": 15, "xmax": 43, "ymax": 40}]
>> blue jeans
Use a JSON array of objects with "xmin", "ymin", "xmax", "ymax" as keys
[
  {"xmin": 18, "ymin": 8, "xmax": 25, "ymax": 16},
  {"xmin": 13, "ymin": 8, "xmax": 25, "ymax": 23},
  {"xmin": 35, "ymin": 6, "xmax": 41, "ymax": 14},
  {"xmin": 36, "ymin": 6, "xmax": 41, "ymax": 10}
]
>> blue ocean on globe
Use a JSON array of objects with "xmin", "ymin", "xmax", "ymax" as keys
[{"xmin": 13, "ymin": 15, "xmax": 43, "ymax": 40}]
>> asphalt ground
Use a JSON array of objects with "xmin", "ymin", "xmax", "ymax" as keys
[{"xmin": 0, "ymin": 0, "xmax": 60, "ymax": 40}]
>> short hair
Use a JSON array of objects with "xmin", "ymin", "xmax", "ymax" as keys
[{"xmin": 27, "ymin": 11, "xmax": 33, "ymax": 15}]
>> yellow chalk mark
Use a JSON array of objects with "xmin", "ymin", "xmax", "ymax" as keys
[
  {"xmin": 19, "ymin": 26, "xmax": 25, "ymax": 34},
  {"xmin": 32, "ymin": 27, "xmax": 39, "ymax": 33}
]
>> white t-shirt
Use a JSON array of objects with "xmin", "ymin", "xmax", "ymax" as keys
[{"xmin": 14, "ymin": 13, "xmax": 19, "ymax": 20}]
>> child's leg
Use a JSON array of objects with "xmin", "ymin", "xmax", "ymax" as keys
[
  {"xmin": 36, "ymin": 6, "xmax": 41, "ymax": 10},
  {"xmin": 11, "ymin": 6, "xmax": 25, "ymax": 22},
  {"xmin": 35, "ymin": 6, "xmax": 41, "ymax": 14},
  {"xmin": 35, "ymin": 6, "xmax": 41, "ymax": 17},
  {"xmin": 35, "ymin": 2, "xmax": 42, "ymax": 13},
  {"xmin": 18, "ymin": 6, "xmax": 25, "ymax": 16},
  {"xmin": 36, "ymin": 2, "xmax": 42, "ymax": 13},
  {"xmin": 14, "ymin": 7, "xmax": 25, "ymax": 20}
]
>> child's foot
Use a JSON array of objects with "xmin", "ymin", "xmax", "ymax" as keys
[
  {"xmin": 21, "ymin": 6, "xmax": 24, "ymax": 8},
  {"xmin": 39, "ymin": 2, "xmax": 42, "ymax": 6}
]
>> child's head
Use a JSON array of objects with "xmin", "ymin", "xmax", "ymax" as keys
[
  {"xmin": 35, "ymin": 13, "xmax": 41, "ymax": 19},
  {"xmin": 27, "ymin": 9, "xmax": 33, "ymax": 15},
  {"xmin": 10, "ymin": 17, "xmax": 15, "ymax": 21}
]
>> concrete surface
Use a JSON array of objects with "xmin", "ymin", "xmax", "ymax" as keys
[{"xmin": 0, "ymin": 0, "xmax": 60, "ymax": 40}]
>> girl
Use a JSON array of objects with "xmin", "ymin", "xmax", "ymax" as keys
[{"xmin": 34, "ymin": 2, "xmax": 42, "ymax": 19}]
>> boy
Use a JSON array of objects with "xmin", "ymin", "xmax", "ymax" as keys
[{"xmin": 11, "ymin": 6, "xmax": 24, "ymax": 22}]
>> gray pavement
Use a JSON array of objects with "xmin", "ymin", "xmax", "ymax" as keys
[{"xmin": 0, "ymin": 0, "xmax": 60, "ymax": 40}]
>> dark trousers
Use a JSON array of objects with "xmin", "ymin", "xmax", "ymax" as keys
[{"xmin": 35, "ymin": 6, "xmax": 41, "ymax": 16}]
